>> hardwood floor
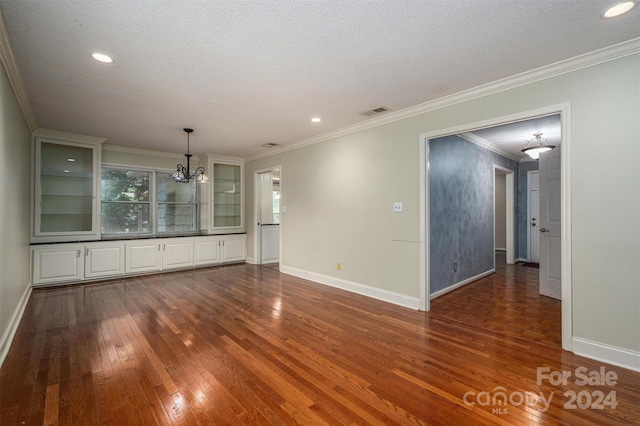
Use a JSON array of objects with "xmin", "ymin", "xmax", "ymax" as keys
[
  {"xmin": 1, "ymin": 261, "xmax": 639, "ymax": 425},
  {"xmin": 430, "ymin": 252, "xmax": 561, "ymax": 348}
]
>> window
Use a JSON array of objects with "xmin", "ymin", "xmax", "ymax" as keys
[
  {"xmin": 156, "ymin": 172, "xmax": 197, "ymax": 233},
  {"xmin": 273, "ymin": 190, "xmax": 280, "ymax": 224},
  {"xmin": 101, "ymin": 169, "xmax": 150, "ymax": 234},
  {"xmin": 101, "ymin": 167, "xmax": 199, "ymax": 236}
]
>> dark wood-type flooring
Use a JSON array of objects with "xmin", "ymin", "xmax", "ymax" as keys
[{"xmin": 1, "ymin": 255, "xmax": 639, "ymax": 425}]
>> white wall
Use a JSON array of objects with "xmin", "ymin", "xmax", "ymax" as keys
[
  {"xmin": 0, "ymin": 61, "xmax": 32, "ymax": 362},
  {"xmin": 102, "ymin": 145, "xmax": 204, "ymax": 171},
  {"xmin": 246, "ymin": 53, "xmax": 640, "ymax": 358},
  {"xmin": 495, "ymin": 173, "xmax": 507, "ymax": 250}
]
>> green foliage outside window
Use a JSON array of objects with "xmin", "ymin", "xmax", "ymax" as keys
[{"xmin": 101, "ymin": 170, "xmax": 150, "ymax": 234}]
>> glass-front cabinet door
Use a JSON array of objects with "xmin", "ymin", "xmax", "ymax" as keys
[
  {"xmin": 208, "ymin": 159, "xmax": 244, "ymax": 232},
  {"xmin": 34, "ymin": 135, "xmax": 103, "ymax": 242}
]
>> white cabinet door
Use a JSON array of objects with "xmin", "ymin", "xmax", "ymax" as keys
[
  {"xmin": 194, "ymin": 237, "xmax": 221, "ymax": 266},
  {"xmin": 33, "ymin": 245, "xmax": 84, "ymax": 285},
  {"xmin": 162, "ymin": 239, "xmax": 194, "ymax": 270},
  {"xmin": 33, "ymin": 133, "xmax": 104, "ymax": 243},
  {"xmin": 126, "ymin": 241, "xmax": 162, "ymax": 274},
  {"xmin": 85, "ymin": 243, "xmax": 125, "ymax": 278},
  {"xmin": 221, "ymin": 235, "xmax": 246, "ymax": 263},
  {"xmin": 206, "ymin": 158, "xmax": 245, "ymax": 233}
]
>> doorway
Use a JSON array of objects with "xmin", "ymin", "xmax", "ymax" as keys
[
  {"xmin": 527, "ymin": 171, "xmax": 540, "ymax": 262},
  {"xmin": 254, "ymin": 167, "xmax": 281, "ymax": 265},
  {"xmin": 494, "ymin": 165, "xmax": 515, "ymax": 265},
  {"xmin": 419, "ymin": 104, "xmax": 571, "ymax": 350}
]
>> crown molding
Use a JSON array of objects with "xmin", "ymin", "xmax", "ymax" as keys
[
  {"xmin": 246, "ymin": 37, "xmax": 640, "ymax": 162},
  {"xmin": 34, "ymin": 128, "xmax": 106, "ymax": 145},
  {"xmin": 457, "ymin": 132, "xmax": 522, "ymax": 162},
  {"xmin": 0, "ymin": 7, "xmax": 38, "ymax": 132},
  {"xmin": 103, "ymin": 143, "xmax": 199, "ymax": 161}
]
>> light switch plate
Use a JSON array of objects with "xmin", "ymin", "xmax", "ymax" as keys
[
  {"xmin": 281, "ymin": 205, "xmax": 287, "ymax": 213},
  {"xmin": 393, "ymin": 202, "xmax": 403, "ymax": 213}
]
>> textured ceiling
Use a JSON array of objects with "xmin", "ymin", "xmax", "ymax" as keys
[{"xmin": 0, "ymin": 0, "xmax": 638, "ymax": 158}]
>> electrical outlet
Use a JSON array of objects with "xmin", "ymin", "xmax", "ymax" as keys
[
  {"xmin": 454, "ymin": 262, "xmax": 458, "ymax": 272},
  {"xmin": 393, "ymin": 202, "xmax": 403, "ymax": 213},
  {"xmin": 337, "ymin": 263, "xmax": 341, "ymax": 271}
]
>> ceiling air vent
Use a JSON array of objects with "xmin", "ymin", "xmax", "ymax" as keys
[
  {"xmin": 262, "ymin": 142, "xmax": 279, "ymax": 148},
  {"xmin": 361, "ymin": 106, "xmax": 391, "ymax": 117}
]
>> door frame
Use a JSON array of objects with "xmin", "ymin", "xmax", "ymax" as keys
[
  {"xmin": 253, "ymin": 165, "xmax": 282, "ymax": 265},
  {"xmin": 493, "ymin": 165, "xmax": 515, "ymax": 265},
  {"xmin": 527, "ymin": 170, "xmax": 540, "ymax": 262},
  {"xmin": 419, "ymin": 103, "xmax": 572, "ymax": 351}
]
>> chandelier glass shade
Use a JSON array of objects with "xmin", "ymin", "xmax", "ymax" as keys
[
  {"xmin": 521, "ymin": 132, "xmax": 555, "ymax": 160},
  {"xmin": 173, "ymin": 128, "xmax": 209, "ymax": 183}
]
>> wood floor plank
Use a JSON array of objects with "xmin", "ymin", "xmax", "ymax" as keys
[{"xmin": 2, "ymin": 256, "xmax": 640, "ymax": 425}]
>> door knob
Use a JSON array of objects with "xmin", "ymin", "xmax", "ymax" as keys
[
  {"xmin": 539, "ymin": 228, "xmax": 549, "ymax": 233},
  {"xmin": 531, "ymin": 223, "xmax": 536, "ymax": 227}
]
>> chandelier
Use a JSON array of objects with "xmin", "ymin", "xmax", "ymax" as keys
[
  {"xmin": 173, "ymin": 128, "xmax": 209, "ymax": 183},
  {"xmin": 521, "ymin": 132, "xmax": 555, "ymax": 160}
]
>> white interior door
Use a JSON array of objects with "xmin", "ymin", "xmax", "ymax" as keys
[
  {"xmin": 261, "ymin": 225, "xmax": 280, "ymax": 263},
  {"xmin": 528, "ymin": 172, "xmax": 540, "ymax": 263},
  {"xmin": 255, "ymin": 168, "xmax": 280, "ymax": 264},
  {"xmin": 539, "ymin": 148, "xmax": 561, "ymax": 299}
]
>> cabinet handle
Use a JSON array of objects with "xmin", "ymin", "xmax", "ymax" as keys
[
  {"xmin": 85, "ymin": 248, "xmax": 89, "ymax": 256},
  {"xmin": 223, "ymin": 240, "xmax": 225, "ymax": 246},
  {"xmin": 158, "ymin": 244, "xmax": 161, "ymax": 251},
  {"xmin": 77, "ymin": 250, "xmax": 81, "ymax": 258},
  {"xmin": 163, "ymin": 244, "xmax": 166, "ymax": 251}
]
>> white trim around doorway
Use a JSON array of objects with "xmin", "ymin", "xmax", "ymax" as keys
[
  {"xmin": 527, "ymin": 170, "xmax": 540, "ymax": 263},
  {"xmin": 419, "ymin": 102, "xmax": 572, "ymax": 352},
  {"xmin": 253, "ymin": 165, "xmax": 282, "ymax": 266},
  {"xmin": 494, "ymin": 165, "xmax": 515, "ymax": 265}
]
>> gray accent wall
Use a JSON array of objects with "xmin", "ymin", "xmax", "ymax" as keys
[
  {"xmin": 517, "ymin": 161, "xmax": 539, "ymax": 260},
  {"xmin": 429, "ymin": 135, "xmax": 518, "ymax": 295}
]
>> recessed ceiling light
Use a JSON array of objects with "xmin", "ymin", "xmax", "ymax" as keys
[
  {"xmin": 63, "ymin": 169, "xmax": 70, "ymax": 173},
  {"xmin": 602, "ymin": 1, "xmax": 637, "ymax": 18},
  {"xmin": 311, "ymin": 117, "xmax": 322, "ymax": 123},
  {"xmin": 67, "ymin": 158, "xmax": 75, "ymax": 162},
  {"xmin": 92, "ymin": 52, "xmax": 114, "ymax": 63}
]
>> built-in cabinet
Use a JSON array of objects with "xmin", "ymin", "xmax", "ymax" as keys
[
  {"xmin": 194, "ymin": 238, "xmax": 222, "ymax": 265},
  {"xmin": 202, "ymin": 157, "xmax": 244, "ymax": 233},
  {"xmin": 85, "ymin": 242, "xmax": 125, "ymax": 278},
  {"xmin": 32, "ymin": 234, "xmax": 246, "ymax": 286},
  {"xmin": 33, "ymin": 244, "xmax": 84, "ymax": 284},
  {"xmin": 161, "ymin": 238, "xmax": 194, "ymax": 270},
  {"xmin": 32, "ymin": 131, "xmax": 105, "ymax": 243},
  {"xmin": 30, "ymin": 133, "xmax": 247, "ymax": 287},
  {"xmin": 126, "ymin": 240, "xmax": 163, "ymax": 274},
  {"xmin": 221, "ymin": 237, "xmax": 246, "ymax": 262}
]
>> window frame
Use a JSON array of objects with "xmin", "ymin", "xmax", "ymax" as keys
[
  {"xmin": 100, "ymin": 164, "xmax": 200, "ymax": 237},
  {"xmin": 100, "ymin": 165, "xmax": 153, "ymax": 236}
]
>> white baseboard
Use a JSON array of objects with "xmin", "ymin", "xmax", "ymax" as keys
[
  {"xmin": 495, "ymin": 248, "xmax": 507, "ymax": 252},
  {"xmin": 245, "ymin": 256, "xmax": 256, "ymax": 264},
  {"xmin": 572, "ymin": 337, "xmax": 640, "ymax": 373},
  {"xmin": 279, "ymin": 265, "xmax": 420, "ymax": 310},
  {"xmin": 430, "ymin": 269, "xmax": 495, "ymax": 300},
  {"xmin": 0, "ymin": 282, "xmax": 32, "ymax": 368}
]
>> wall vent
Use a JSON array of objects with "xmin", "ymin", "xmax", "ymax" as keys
[{"xmin": 361, "ymin": 106, "xmax": 391, "ymax": 116}]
